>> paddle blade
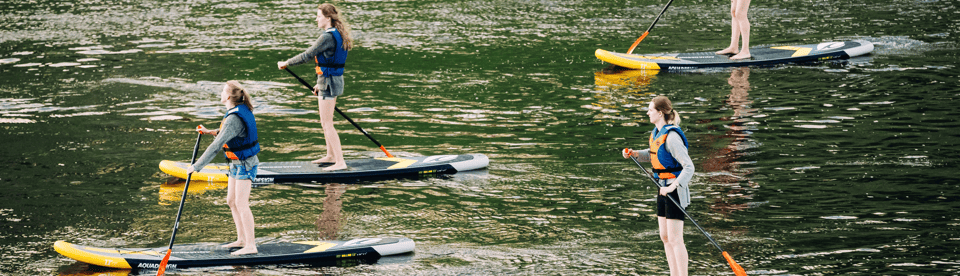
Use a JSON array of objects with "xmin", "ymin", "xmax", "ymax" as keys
[
  {"xmin": 722, "ymin": 251, "xmax": 747, "ymax": 276},
  {"xmin": 156, "ymin": 251, "xmax": 171, "ymax": 275},
  {"xmin": 379, "ymin": 145, "xmax": 394, "ymax": 158},
  {"xmin": 626, "ymin": 31, "xmax": 650, "ymax": 54}
]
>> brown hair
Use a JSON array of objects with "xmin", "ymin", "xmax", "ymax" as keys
[
  {"xmin": 652, "ymin": 96, "xmax": 681, "ymax": 126},
  {"xmin": 319, "ymin": 3, "xmax": 354, "ymax": 51},
  {"xmin": 225, "ymin": 80, "xmax": 254, "ymax": 110}
]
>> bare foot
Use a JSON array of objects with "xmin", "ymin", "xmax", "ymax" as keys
[
  {"xmin": 322, "ymin": 163, "xmax": 347, "ymax": 171},
  {"xmin": 730, "ymin": 52, "xmax": 751, "ymax": 60},
  {"xmin": 222, "ymin": 241, "xmax": 243, "ymax": 248},
  {"xmin": 231, "ymin": 246, "xmax": 258, "ymax": 255},
  {"xmin": 311, "ymin": 156, "xmax": 335, "ymax": 164},
  {"xmin": 716, "ymin": 46, "xmax": 739, "ymax": 55}
]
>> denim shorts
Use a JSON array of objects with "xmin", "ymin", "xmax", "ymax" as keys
[
  {"xmin": 229, "ymin": 164, "xmax": 258, "ymax": 180},
  {"xmin": 317, "ymin": 75, "xmax": 344, "ymax": 100}
]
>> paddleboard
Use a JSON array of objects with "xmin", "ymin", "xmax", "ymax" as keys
[
  {"xmin": 54, "ymin": 238, "xmax": 414, "ymax": 269},
  {"xmin": 596, "ymin": 40, "xmax": 874, "ymax": 70},
  {"xmin": 159, "ymin": 154, "xmax": 489, "ymax": 184}
]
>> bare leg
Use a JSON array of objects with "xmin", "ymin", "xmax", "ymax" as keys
[
  {"xmin": 730, "ymin": 0, "xmax": 752, "ymax": 60},
  {"xmin": 230, "ymin": 178, "xmax": 257, "ymax": 255},
  {"xmin": 658, "ymin": 216, "xmax": 679, "ymax": 274},
  {"xmin": 665, "ymin": 218, "xmax": 688, "ymax": 276},
  {"xmin": 716, "ymin": 0, "xmax": 740, "ymax": 55},
  {"xmin": 222, "ymin": 177, "xmax": 243, "ymax": 248},
  {"xmin": 318, "ymin": 97, "xmax": 346, "ymax": 171}
]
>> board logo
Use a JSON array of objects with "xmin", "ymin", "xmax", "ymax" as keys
[
  {"xmin": 816, "ymin": 42, "xmax": 845, "ymax": 51},
  {"xmin": 138, "ymin": 262, "xmax": 176, "ymax": 269},
  {"xmin": 253, "ymin": 177, "xmax": 274, "ymax": 183},
  {"xmin": 422, "ymin": 155, "xmax": 457, "ymax": 163},
  {"xmin": 342, "ymin": 238, "xmax": 382, "ymax": 247}
]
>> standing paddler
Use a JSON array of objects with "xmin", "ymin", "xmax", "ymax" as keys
[
  {"xmin": 623, "ymin": 96, "xmax": 695, "ymax": 276},
  {"xmin": 277, "ymin": 3, "xmax": 354, "ymax": 171},
  {"xmin": 186, "ymin": 81, "xmax": 261, "ymax": 255}
]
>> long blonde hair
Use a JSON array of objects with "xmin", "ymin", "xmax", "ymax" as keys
[
  {"xmin": 225, "ymin": 80, "xmax": 254, "ymax": 110},
  {"xmin": 319, "ymin": 3, "xmax": 354, "ymax": 51},
  {"xmin": 652, "ymin": 96, "xmax": 681, "ymax": 126}
]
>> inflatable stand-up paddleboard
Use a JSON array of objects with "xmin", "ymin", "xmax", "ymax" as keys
[
  {"xmin": 54, "ymin": 238, "xmax": 414, "ymax": 269},
  {"xmin": 160, "ymin": 154, "xmax": 489, "ymax": 184},
  {"xmin": 596, "ymin": 40, "xmax": 874, "ymax": 70}
]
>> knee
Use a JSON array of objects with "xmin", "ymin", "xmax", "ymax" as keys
[
  {"xmin": 660, "ymin": 233, "xmax": 671, "ymax": 244},
  {"xmin": 226, "ymin": 197, "xmax": 237, "ymax": 208},
  {"xmin": 320, "ymin": 119, "xmax": 335, "ymax": 129},
  {"xmin": 733, "ymin": 11, "xmax": 748, "ymax": 21}
]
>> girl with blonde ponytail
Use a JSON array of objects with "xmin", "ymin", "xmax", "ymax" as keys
[
  {"xmin": 277, "ymin": 3, "xmax": 354, "ymax": 171},
  {"xmin": 189, "ymin": 81, "xmax": 262, "ymax": 255},
  {"xmin": 622, "ymin": 95, "xmax": 695, "ymax": 276}
]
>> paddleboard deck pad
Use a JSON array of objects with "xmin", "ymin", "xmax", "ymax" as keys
[
  {"xmin": 54, "ymin": 238, "xmax": 414, "ymax": 269},
  {"xmin": 160, "ymin": 154, "xmax": 489, "ymax": 184},
  {"xmin": 596, "ymin": 40, "xmax": 874, "ymax": 70}
]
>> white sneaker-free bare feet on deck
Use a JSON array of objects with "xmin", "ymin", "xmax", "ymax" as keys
[
  {"xmin": 730, "ymin": 51, "xmax": 751, "ymax": 60},
  {"xmin": 322, "ymin": 163, "xmax": 347, "ymax": 171},
  {"xmin": 231, "ymin": 246, "xmax": 258, "ymax": 255},
  {"xmin": 716, "ymin": 46, "xmax": 739, "ymax": 55},
  {"xmin": 222, "ymin": 241, "xmax": 243, "ymax": 248},
  {"xmin": 311, "ymin": 156, "xmax": 335, "ymax": 164}
]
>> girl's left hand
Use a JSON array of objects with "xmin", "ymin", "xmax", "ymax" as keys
[
  {"xmin": 659, "ymin": 184, "xmax": 678, "ymax": 196},
  {"xmin": 187, "ymin": 165, "xmax": 196, "ymax": 174}
]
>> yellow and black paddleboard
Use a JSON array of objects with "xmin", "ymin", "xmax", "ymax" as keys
[
  {"xmin": 160, "ymin": 154, "xmax": 489, "ymax": 184},
  {"xmin": 54, "ymin": 238, "xmax": 414, "ymax": 270},
  {"xmin": 596, "ymin": 40, "xmax": 874, "ymax": 70}
]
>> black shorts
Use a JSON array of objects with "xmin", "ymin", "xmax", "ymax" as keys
[{"xmin": 656, "ymin": 182, "xmax": 686, "ymax": 220}]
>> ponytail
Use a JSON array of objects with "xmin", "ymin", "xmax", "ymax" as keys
[
  {"xmin": 668, "ymin": 109, "xmax": 681, "ymax": 126},
  {"xmin": 225, "ymin": 80, "xmax": 255, "ymax": 111},
  {"xmin": 652, "ymin": 96, "xmax": 680, "ymax": 126}
]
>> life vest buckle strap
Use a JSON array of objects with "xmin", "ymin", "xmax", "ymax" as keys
[
  {"xmin": 652, "ymin": 167, "xmax": 682, "ymax": 173},
  {"xmin": 224, "ymin": 140, "xmax": 259, "ymax": 152}
]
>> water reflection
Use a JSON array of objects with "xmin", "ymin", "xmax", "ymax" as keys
[
  {"xmin": 699, "ymin": 67, "xmax": 758, "ymax": 214},
  {"xmin": 158, "ymin": 178, "xmax": 227, "ymax": 205},
  {"xmin": 317, "ymin": 183, "xmax": 345, "ymax": 240},
  {"xmin": 594, "ymin": 66, "xmax": 658, "ymax": 95}
]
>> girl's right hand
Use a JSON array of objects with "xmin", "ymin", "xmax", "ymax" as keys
[
  {"xmin": 277, "ymin": 61, "xmax": 288, "ymax": 70},
  {"xmin": 197, "ymin": 125, "xmax": 211, "ymax": 135},
  {"xmin": 622, "ymin": 148, "xmax": 634, "ymax": 159}
]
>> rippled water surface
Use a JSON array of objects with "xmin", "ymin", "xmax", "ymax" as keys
[{"xmin": 2, "ymin": 0, "xmax": 958, "ymax": 275}]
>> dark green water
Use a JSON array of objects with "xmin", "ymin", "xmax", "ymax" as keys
[{"xmin": 2, "ymin": 0, "xmax": 959, "ymax": 275}]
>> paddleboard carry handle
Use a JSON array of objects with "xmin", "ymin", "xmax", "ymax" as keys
[{"xmin": 284, "ymin": 67, "xmax": 394, "ymax": 158}]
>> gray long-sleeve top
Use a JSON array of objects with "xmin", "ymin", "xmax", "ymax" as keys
[
  {"xmin": 190, "ymin": 114, "xmax": 259, "ymax": 172},
  {"xmin": 285, "ymin": 28, "xmax": 344, "ymax": 93},
  {"xmin": 634, "ymin": 129, "xmax": 695, "ymax": 207}
]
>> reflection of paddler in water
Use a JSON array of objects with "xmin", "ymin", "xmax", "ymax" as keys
[
  {"xmin": 277, "ymin": 3, "xmax": 354, "ymax": 171},
  {"xmin": 317, "ymin": 183, "xmax": 345, "ymax": 240},
  {"xmin": 700, "ymin": 67, "xmax": 755, "ymax": 213},
  {"xmin": 622, "ymin": 96, "xmax": 695, "ymax": 276},
  {"xmin": 186, "ymin": 81, "xmax": 261, "ymax": 255}
]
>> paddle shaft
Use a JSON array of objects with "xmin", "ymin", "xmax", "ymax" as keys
[
  {"xmin": 629, "ymin": 155, "xmax": 748, "ymax": 276},
  {"xmin": 626, "ymin": 0, "xmax": 675, "ymax": 54},
  {"xmin": 157, "ymin": 131, "xmax": 202, "ymax": 276},
  {"xmin": 284, "ymin": 67, "xmax": 394, "ymax": 158}
]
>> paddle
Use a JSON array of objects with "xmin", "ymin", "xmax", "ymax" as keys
[
  {"xmin": 156, "ymin": 129, "xmax": 203, "ymax": 276},
  {"xmin": 626, "ymin": 0, "xmax": 675, "ymax": 54},
  {"xmin": 627, "ymin": 152, "xmax": 748, "ymax": 276},
  {"xmin": 284, "ymin": 67, "xmax": 394, "ymax": 158}
]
